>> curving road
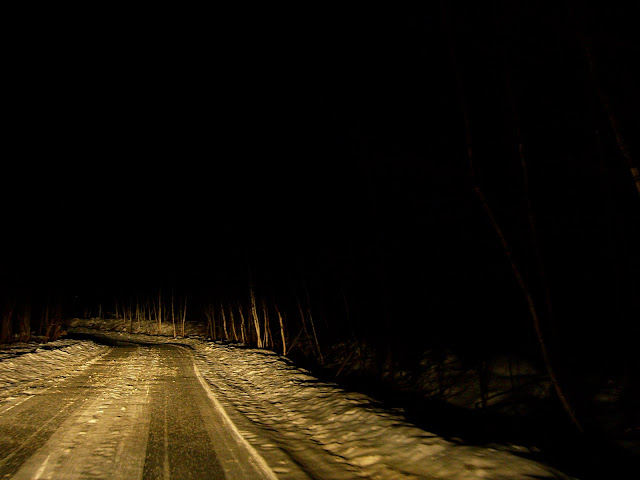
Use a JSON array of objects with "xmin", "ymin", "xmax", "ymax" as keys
[{"xmin": 0, "ymin": 344, "xmax": 276, "ymax": 480}]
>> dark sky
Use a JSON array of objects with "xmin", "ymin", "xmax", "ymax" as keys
[{"xmin": 3, "ymin": 1, "xmax": 639, "ymax": 348}]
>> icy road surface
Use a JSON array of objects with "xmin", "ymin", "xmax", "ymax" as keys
[
  {"xmin": 0, "ymin": 334, "xmax": 576, "ymax": 479},
  {"xmin": 0, "ymin": 342, "xmax": 274, "ymax": 479}
]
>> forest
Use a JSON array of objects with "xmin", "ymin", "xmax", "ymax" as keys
[{"xmin": 3, "ymin": 0, "xmax": 639, "ymax": 471}]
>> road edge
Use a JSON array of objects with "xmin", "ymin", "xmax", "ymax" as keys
[{"xmin": 181, "ymin": 346, "xmax": 280, "ymax": 480}]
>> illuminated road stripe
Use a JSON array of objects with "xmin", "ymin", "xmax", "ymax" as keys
[{"xmin": 185, "ymin": 346, "xmax": 279, "ymax": 480}]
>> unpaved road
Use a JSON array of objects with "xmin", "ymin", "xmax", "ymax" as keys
[{"xmin": 0, "ymin": 344, "xmax": 276, "ymax": 480}]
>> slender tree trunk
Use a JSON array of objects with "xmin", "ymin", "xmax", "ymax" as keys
[
  {"xmin": 181, "ymin": 296, "xmax": 187, "ymax": 337},
  {"xmin": 250, "ymin": 285, "xmax": 262, "ymax": 348},
  {"xmin": 238, "ymin": 302, "xmax": 246, "ymax": 344},
  {"xmin": 158, "ymin": 290, "xmax": 163, "ymax": 334},
  {"xmin": 275, "ymin": 303, "xmax": 287, "ymax": 355},
  {"xmin": 228, "ymin": 304, "xmax": 238, "ymax": 341},
  {"xmin": 261, "ymin": 298, "xmax": 271, "ymax": 348},
  {"xmin": 136, "ymin": 299, "xmax": 141, "ymax": 331},
  {"xmin": 565, "ymin": 4, "xmax": 640, "ymax": 196},
  {"xmin": 441, "ymin": 0, "xmax": 583, "ymax": 432},
  {"xmin": 1, "ymin": 302, "xmax": 15, "ymax": 344},
  {"xmin": 20, "ymin": 304, "xmax": 31, "ymax": 342},
  {"xmin": 128, "ymin": 299, "xmax": 133, "ymax": 333},
  {"xmin": 171, "ymin": 291, "xmax": 176, "ymax": 337},
  {"xmin": 297, "ymin": 300, "xmax": 312, "ymax": 354},
  {"xmin": 219, "ymin": 303, "xmax": 228, "ymax": 340},
  {"xmin": 585, "ymin": 51, "xmax": 640, "ymax": 196},
  {"xmin": 299, "ymin": 290, "xmax": 323, "ymax": 365},
  {"xmin": 507, "ymin": 77, "xmax": 557, "ymax": 332},
  {"xmin": 205, "ymin": 305, "xmax": 216, "ymax": 340},
  {"xmin": 41, "ymin": 302, "xmax": 50, "ymax": 337},
  {"xmin": 307, "ymin": 304, "xmax": 323, "ymax": 365}
]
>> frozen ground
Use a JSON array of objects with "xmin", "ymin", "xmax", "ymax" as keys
[
  {"xmin": 1, "ymin": 329, "xmax": 580, "ymax": 479},
  {"xmin": 0, "ymin": 339, "xmax": 111, "ymax": 399},
  {"xmin": 186, "ymin": 343, "xmax": 574, "ymax": 479}
]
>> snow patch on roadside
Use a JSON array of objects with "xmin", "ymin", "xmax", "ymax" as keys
[
  {"xmin": 189, "ymin": 342, "xmax": 574, "ymax": 480},
  {"xmin": 0, "ymin": 339, "xmax": 110, "ymax": 401}
]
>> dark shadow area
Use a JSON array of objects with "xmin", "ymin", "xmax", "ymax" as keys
[{"xmin": 304, "ymin": 362, "xmax": 640, "ymax": 480}]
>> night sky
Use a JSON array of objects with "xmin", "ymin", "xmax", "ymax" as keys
[{"xmin": 4, "ymin": 3, "xmax": 639, "ymax": 363}]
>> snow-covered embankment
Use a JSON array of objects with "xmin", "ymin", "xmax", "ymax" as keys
[
  {"xmin": 186, "ymin": 339, "xmax": 573, "ymax": 479},
  {"xmin": 0, "ymin": 340, "xmax": 110, "ymax": 401}
]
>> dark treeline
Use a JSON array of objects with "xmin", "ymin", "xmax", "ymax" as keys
[{"xmin": 3, "ymin": 1, "xmax": 639, "ymax": 434}]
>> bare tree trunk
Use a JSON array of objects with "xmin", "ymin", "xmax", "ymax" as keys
[
  {"xmin": 228, "ymin": 304, "xmax": 238, "ymax": 341},
  {"xmin": 205, "ymin": 305, "xmax": 216, "ymax": 340},
  {"xmin": 136, "ymin": 298, "xmax": 141, "ymax": 332},
  {"xmin": 441, "ymin": 0, "xmax": 583, "ymax": 432},
  {"xmin": 250, "ymin": 285, "xmax": 262, "ymax": 348},
  {"xmin": 505, "ymin": 72, "xmax": 559, "ymax": 342},
  {"xmin": 297, "ymin": 300, "xmax": 312, "ymax": 354},
  {"xmin": 181, "ymin": 296, "xmax": 187, "ymax": 337},
  {"xmin": 307, "ymin": 302, "xmax": 323, "ymax": 365},
  {"xmin": 583, "ymin": 46, "xmax": 639, "ymax": 196},
  {"xmin": 128, "ymin": 299, "xmax": 133, "ymax": 333},
  {"xmin": 159, "ymin": 290, "xmax": 163, "ymax": 334},
  {"xmin": 261, "ymin": 298, "xmax": 271, "ymax": 348},
  {"xmin": 238, "ymin": 302, "xmax": 246, "ymax": 344},
  {"xmin": 20, "ymin": 304, "xmax": 31, "ymax": 343},
  {"xmin": 220, "ymin": 302, "xmax": 229, "ymax": 340},
  {"xmin": 41, "ymin": 301, "xmax": 50, "ymax": 337},
  {"xmin": 299, "ymin": 292, "xmax": 323, "ymax": 364},
  {"xmin": 171, "ymin": 290, "xmax": 176, "ymax": 337},
  {"xmin": 564, "ymin": 3, "xmax": 640, "ymax": 196},
  {"xmin": 1, "ymin": 302, "xmax": 14, "ymax": 344},
  {"xmin": 275, "ymin": 303, "xmax": 287, "ymax": 355}
]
